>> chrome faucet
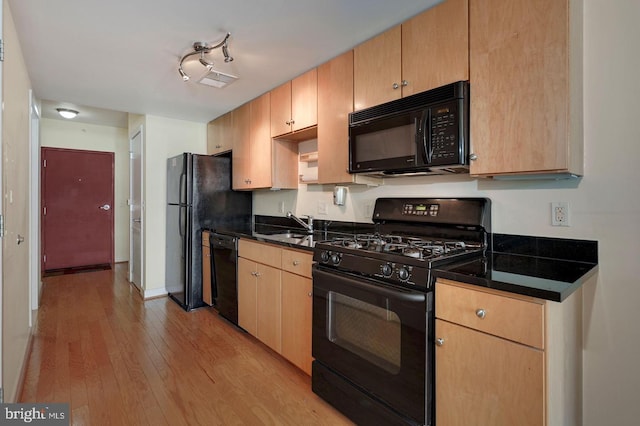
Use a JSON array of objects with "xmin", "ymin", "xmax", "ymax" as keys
[{"xmin": 286, "ymin": 211, "xmax": 314, "ymax": 234}]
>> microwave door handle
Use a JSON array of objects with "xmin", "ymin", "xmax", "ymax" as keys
[{"xmin": 422, "ymin": 110, "xmax": 433, "ymax": 163}]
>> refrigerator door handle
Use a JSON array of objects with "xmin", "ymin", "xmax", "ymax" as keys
[
  {"xmin": 179, "ymin": 172, "xmax": 186, "ymax": 205},
  {"xmin": 178, "ymin": 205, "xmax": 185, "ymax": 237}
]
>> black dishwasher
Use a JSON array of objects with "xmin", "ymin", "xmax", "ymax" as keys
[{"xmin": 210, "ymin": 233, "xmax": 240, "ymax": 325}]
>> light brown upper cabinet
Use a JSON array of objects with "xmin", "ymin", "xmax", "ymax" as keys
[
  {"xmin": 206, "ymin": 111, "xmax": 233, "ymax": 155},
  {"xmin": 468, "ymin": 0, "xmax": 583, "ymax": 177},
  {"xmin": 316, "ymin": 50, "xmax": 382, "ymax": 186},
  {"xmin": 354, "ymin": 0, "xmax": 469, "ymax": 111},
  {"xmin": 271, "ymin": 68, "xmax": 318, "ymax": 139},
  {"xmin": 233, "ymin": 93, "xmax": 298, "ymax": 190}
]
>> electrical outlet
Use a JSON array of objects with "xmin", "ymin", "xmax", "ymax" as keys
[
  {"xmin": 317, "ymin": 201, "xmax": 328, "ymax": 215},
  {"xmin": 551, "ymin": 202, "xmax": 570, "ymax": 226}
]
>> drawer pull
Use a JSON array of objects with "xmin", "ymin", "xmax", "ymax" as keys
[
  {"xmin": 476, "ymin": 308, "xmax": 486, "ymax": 319},
  {"xmin": 293, "ymin": 260, "xmax": 300, "ymax": 266},
  {"xmin": 436, "ymin": 338, "xmax": 445, "ymax": 346},
  {"xmin": 308, "ymin": 292, "xmax": 312, "ymax": 297}
]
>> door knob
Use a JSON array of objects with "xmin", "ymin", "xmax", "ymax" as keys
[{"xmin": 99, "ymin": 204, "xmax": 111, "ymax": 210}]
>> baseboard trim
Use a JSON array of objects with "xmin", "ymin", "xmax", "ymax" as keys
[
  {"xmin": 143, "ymin": 287, "xmax": 168, "ymax": 300},
  {"xmin": 14, "ymin": 321, "xmax": 36, "ymax": 402}
]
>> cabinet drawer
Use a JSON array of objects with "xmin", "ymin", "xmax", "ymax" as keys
[
  {"xmin": 436, "ymin": 279, "xmax": 545, "ymax": 349},
  {"xmin": 238, "ymin": 239, "xmax": 281, "ymax": 268},
  {"xmin": 281, "ymin": 249, "xmax": 313, "ymax": 278}
]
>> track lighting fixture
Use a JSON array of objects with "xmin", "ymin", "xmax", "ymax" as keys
[
  {"xmin": 178, "ymin": 32, "xmax": 235, "ymax": 83},
  {"xmin": 56, "ymin": 108, "xmax": 79, "ymax": 119}
]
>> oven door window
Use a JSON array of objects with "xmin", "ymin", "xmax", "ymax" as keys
[{"xmin": 328, "ymin": 292, "xmax": 401, "ymax": 374}]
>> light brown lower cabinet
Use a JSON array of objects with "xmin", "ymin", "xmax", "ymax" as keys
[
  {"xmin": 237, "ymin": 256, "xmax": 282, "ymax": 352},
  {"xmin": 238, "ymin": 239, "xmax": 313, "ymax": 374},
  {"xmin": 435, "ymin": 278, "xmax": 584, "ymax": 426}
]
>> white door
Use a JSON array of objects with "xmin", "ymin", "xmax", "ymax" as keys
[{"xmin": 129, "ymin": 128, "xmax": 143, "ymax": 290}]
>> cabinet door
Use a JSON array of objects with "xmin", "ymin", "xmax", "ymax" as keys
[
  {"xmin": 232, "ymin": 102, "xmax": 251, "ymax": 189},
  {"xmin": 247, "ymin": 92, "xmax": 272, "ymax": 189},
  {"xmin": 271, "ymin": 81, "xmax": 292, "ymax": 137},
  {"xmin": 291, "ymin": 68, "xmax": 317, "ymax": 132},
  {"xmin": 317, "ymin": 50, "xmax": 354, "ymax": 184},
  {"xmin": 401, "ymin": 0, "xmax": 469, "ymax": 97},
  {"xmin": 281, "ymin": 271, "xmax": 312, "ymax": 375},
  {"xmin": 353, "ymin": 25, "xmax": 402, "ymax": 110},
  {"xmin": 256, "ymin": 263, "xmax": 282, "ymax": 353},
  {"xmin": 237, "ymin": 257, "xmax": 257, "ymax": 335},
  {"xmin": 202, "ymin": 231, "xmax": 213, "ymax": 306},
  {"xmin": 469, "ymin": 0, "xmax": 571, "ymax": 176},
  {"xmin": 207, "ymin": 111, "xmax": 233, "ymax": 155},
  {"xmin": 435, "ymin": 319, "xmax": 544, "ymax": 426}
]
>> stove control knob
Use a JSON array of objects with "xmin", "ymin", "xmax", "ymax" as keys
[
  {"xmin": 381, "ymin": 263, "xmax": 393, "ymax": 277},
  {"xmin": 397, "ymin": 267, "xmax": 410, "ymax": 281},
  {"xmin": 320, "ymin": 251, "xmax": 330, "ymax": 263},
  {"xmin": 330, "ymin": 253, "xmax": 342, "ymax": 265}
]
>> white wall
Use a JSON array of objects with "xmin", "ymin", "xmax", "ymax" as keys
[
  {"xmin": 142, "ymin": 115, "xmax": 206, "ymax": 296},
  {"xmin": 40, "ymin": 118, "xmax": 130, "ymax": 262},
  {"xmin": 254, "ymin": 1, "xmax": 640, "ymax": 424}
]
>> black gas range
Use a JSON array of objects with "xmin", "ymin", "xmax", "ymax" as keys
[
  {"xmin": 313, "ymin": 197, "xmax": 491, "ymax": 291},
  {"xmin": 311, "ymin": 197, "xmax": 491, "ymax": 426}
]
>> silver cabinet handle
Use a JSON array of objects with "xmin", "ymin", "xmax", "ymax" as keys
[
  {"xmin": 308, "ymin": 292, "xmax": 312, "ymax": 297},
  {"xmin": 392, "ymin": 82, "xmax": 399, "ymax": 89},
  {"xmin": 436, "ymin": 338, "xmax": 445, "ymax": 346},
  {"xmin": 469, "ymin": 153, "xmax": 478, "ymax": 161},
  {"xmin": 17, "ymin": 235, "xmax": 25, "ymax": 245},
  {"xmin": 133, "ymin": 218, "xmax": 141, "ymax": 223},
  {"xmin": 254, "ymin": 272, "xmax": 261, "ymax": 277},
  {"xmin": 99, "ymin": 204, "xmax": 111, "ymax": 210},
  {"xmin": 476, "ymin": 309, "xmax": 486, "ymax": 319},
  {"xmin": 401, "ymin": 80, "xmax": 408, "ymax": 87},
  {"xmin": 293, "ymin": 260, "xmax": 300, "ymax": 266}
]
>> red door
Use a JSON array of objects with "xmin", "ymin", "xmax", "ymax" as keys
[{"xmin": 42, "ymin": 147, "xmax": 115, "ymax": 271}]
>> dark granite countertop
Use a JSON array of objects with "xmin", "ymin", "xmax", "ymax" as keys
[
  {"xmin": 214, "ymin": 218, "xmax": 598, "ymax": 303},
  {"xmin": 433, "ymin": 252, "xmax": 598, "ymax": 302}
]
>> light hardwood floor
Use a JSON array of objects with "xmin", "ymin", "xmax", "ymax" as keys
[{"xmin": 20, "ymin": 263, "xmax": 353, "ymax": 425}]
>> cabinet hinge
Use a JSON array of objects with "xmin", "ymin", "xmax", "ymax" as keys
[
  {"xmin": 0, "ymin": 39, "xmax": 4, "ymax": 62},
  {"xmin": 43, "ymin": 159, "xmax": 47, "ymax": 168}
]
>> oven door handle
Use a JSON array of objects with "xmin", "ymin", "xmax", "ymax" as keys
[{"xmin": 313, "ymin": 267, "xmax": 427, "ymax": 303}]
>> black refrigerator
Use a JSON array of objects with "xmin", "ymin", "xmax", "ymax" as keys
[{"xmin": 166, "ymin": 152, "xmax": 252, "ymax": 311}]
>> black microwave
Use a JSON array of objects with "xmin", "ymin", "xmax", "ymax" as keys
[{"xmin": 349, "ymin": 81, "xmax": 470, "ymax": 176}]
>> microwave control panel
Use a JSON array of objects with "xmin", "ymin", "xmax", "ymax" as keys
[{"xmin": 429, "ymin": 103, "xmax": 460, "ymax": 163}]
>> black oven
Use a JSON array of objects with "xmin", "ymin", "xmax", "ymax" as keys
[
  {"xmin": 310, "ymin": 197, "xmax": 490, "ymax": 426},
  {"xmin": 312, "ymin": 266, "xmax": 433, "ymax": 426}
]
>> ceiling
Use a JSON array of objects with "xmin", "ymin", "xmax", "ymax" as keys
[{"xmin": 9, "ymin": 0, "xmax": 440, "ymax": 127}]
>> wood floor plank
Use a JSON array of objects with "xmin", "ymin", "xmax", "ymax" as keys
[{"xmin": 19, "ymin": 263, "xmax": 353, "ymax": 425}]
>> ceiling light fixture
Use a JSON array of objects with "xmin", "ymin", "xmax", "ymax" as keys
[
  {"xmin": 178, "ymin": 32, "xmax": 234, "ymax": 83},
  {"xmin": 56, "ymin": 108, "xmax": 79, "ymax": 119}
]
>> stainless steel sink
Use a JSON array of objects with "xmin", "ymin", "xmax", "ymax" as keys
[{"xmin": 253, "ymin": 231, "xmax": 315, "ymax": 247}]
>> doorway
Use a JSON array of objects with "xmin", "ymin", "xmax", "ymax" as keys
[
  {"xmin": 129, "ymin": 128, "xmax": 143, "ymax": 291},
  {"xmin": 41, "ymin": 147, "xmax": 115, "ymax": 272}
]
